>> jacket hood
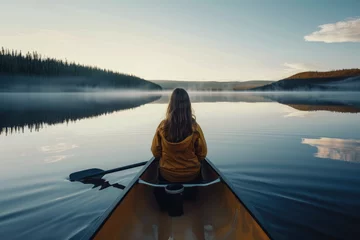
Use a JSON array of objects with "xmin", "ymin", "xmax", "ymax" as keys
[{"xmin": 158, "ymin": 128, "xmax": 197, "ymax": 151}]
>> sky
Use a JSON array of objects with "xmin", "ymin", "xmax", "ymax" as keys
[{"xmin": 0, "ymin": 0, "xmax": 359, "ymax": 81}]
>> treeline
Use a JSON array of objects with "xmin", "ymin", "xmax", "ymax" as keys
[
  {"xmin": 0, "ymin": 47, "xmax": 161, "ymax": 90},
  {"xmin": 287, "ymin": 69, "xmax": 360, "ymax": 80}
]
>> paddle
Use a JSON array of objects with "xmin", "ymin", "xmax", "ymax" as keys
[{"xmin": 69, "ymin": 160, "xmax": 148, "ymax": 182}]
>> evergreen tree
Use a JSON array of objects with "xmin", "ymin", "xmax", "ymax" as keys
[{"xmin": 0, "ymin": 46, "xmax": 161, "ymax": 90}]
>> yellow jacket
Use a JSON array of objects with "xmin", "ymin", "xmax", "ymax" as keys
[{"xmin": 151, "ymin": 121, "xmax": 207, "ymax": 182}]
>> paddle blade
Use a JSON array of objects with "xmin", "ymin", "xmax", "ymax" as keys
[{"xmin": 69, "ymin": 168, "xmax": 104, "ymax": 182}]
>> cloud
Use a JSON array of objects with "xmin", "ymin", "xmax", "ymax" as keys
[
  {"xmin": 304, "ymin": 17, "xmax": 360, "ymax": 43},
  {"xmin": 281, "ymin": 62, "xmax": 321, "ymax": 77},
  {"xmin": 275, "ymin": 62, "xmax": 321, "ymax": 79},
  {"xmin": 283, "ymin": 62, "xmax": 318, "ymax": 72}
]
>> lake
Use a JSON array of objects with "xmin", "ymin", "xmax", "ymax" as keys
[{"xmin": 0, "ymin": 91, "xmax": 360, "ymax": 240}]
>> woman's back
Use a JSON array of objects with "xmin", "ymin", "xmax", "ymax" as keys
[{"xmin": 151, "ymin": 88, "xmax": 207, "ymax": 182}]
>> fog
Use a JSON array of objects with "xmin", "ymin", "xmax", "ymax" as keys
[{"xmin": 1, "ymin": 91, "xmax": 359, "ymax": 135}]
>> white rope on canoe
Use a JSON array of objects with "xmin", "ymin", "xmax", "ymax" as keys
[{"xmin": 138, "ymin": 178, "xmax": 221, "ymax": 188}]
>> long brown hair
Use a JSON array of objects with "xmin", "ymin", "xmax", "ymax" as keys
[{"xmin": 163, "ymin": 88, "xmax": 195, "ymax": 142}]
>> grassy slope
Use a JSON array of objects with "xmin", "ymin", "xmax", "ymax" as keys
[
  {"xmin": 251, "ymin": 69, "xmax": 360, "ymax": 91},
  {"xmin": 286, "ymin": 69, "xmax": 360, "ymax": 79}
]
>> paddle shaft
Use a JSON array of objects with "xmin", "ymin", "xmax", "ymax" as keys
[{"xmin": 83, "ymin": 161, "xmax": 148, "ymax": 179}]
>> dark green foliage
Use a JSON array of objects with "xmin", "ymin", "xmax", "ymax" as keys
[{"xmin": 0, "ymin": 47, "xmax": 161, "ymax": 90}]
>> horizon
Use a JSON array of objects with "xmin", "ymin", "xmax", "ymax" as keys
[
  {"xmin": 1, "ymin": 45, "xmax": 359, "ymax": 83},
  {"xmin": 1, "ymin": 0, "xmax": 359, "ymax": 82}
]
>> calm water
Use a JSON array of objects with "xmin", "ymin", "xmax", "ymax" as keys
[{"xmin": 0, "ymin": 91, "xmax": 360, "ymax": 240}]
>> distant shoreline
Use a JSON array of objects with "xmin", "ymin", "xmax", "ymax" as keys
[
  {"xmin": 1, "ymin": 47, "xmax": 359, "ymax": 92},
  {"xmin": 149, "ymin": 80, "xmax": 274, "ymax": 91}
]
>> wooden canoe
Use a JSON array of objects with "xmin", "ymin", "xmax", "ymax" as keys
[{"xmin": 81, "ymin": 157, "xmax": 272, "ymax": 240}]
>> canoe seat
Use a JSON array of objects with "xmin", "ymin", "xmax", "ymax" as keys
[
  {"xmin": 139, "ymin": 158, "xmax": 221, "ymax": 188},
  {"xmin": 158, "ymin": 179, "xmax": 210, "ymax": 185}
]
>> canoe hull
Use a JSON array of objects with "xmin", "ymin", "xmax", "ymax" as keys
[{"xmin": 83, "ymin": 158, "xmax": 271, "ymax": 240}]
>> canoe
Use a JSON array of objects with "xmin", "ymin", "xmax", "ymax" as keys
[{"xmin": 81, "ymin": 157, "xmax": 272, "ymax": 240}]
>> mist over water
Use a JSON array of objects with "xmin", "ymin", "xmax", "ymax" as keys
[{"xmin": 0, "ymin": 91, "xmax": 360, "ymax": 240}]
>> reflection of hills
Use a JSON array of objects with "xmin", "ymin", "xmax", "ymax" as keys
[
  {"xmin": 153, "ymin": 92, "xmax": 360, "ymax": 114},
  {"xmin": 2, "ymin": 92, "xmax": 358, "ymax": 135},
  {"xmin": 287, "ymin": 104, "xmax": 360, "ymax": 113},
  {"xmin": 302, "ymin": 137, "xmax": 360, "ymax": 163},
  {"xmin": 262, "ymin": 92, "xmax": 360, "ymax": 113},
  {"xmin": 0, "ymin": 92, "xmax": 161, "ymax": 135},
  {"xmin": 152, "ymin": 92, "xmax": 272, "ymax": 104}
]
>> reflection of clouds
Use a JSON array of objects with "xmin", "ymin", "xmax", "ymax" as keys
[
  {"xmin": 40, "ymin": 143, "xmax": 78, "ymax": 153},
  {"xmin": 44, "ymin": 155, "xmax": 73, "ymax": 163},
  {"xmin": 40, "ymin": 143, "xmax": 78, "ymax": 163},
  {"xmin": 302, "ymin": 137, "xmax": 360, "ymax": 162},
  {"xmin": 284, "ymin": 111, "xmax": 311, "ymax": 118},
  {"xmin": 283, "ymin": 106, "xmax": 311, "ymax": 118}
]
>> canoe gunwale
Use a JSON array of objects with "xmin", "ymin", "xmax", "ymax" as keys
[
  {"xmin": 81, "ymin": 157, "xmax": 156, "ymax": 240},
  {"xmin": 204, "ymin": 157, "xmax": 274, "ymax": 240},
  {"xmin": 138, "ymin": 177, "xmax": 221, "ymax": 187}
]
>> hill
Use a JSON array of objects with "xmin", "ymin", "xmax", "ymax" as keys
[
  {"xmin": 0, "ymin": 47, "xmax": 161, "ymax": 92},
  {"xmin": 286, "ymin": 69, "xmax": 360, "ymax": 80},
  {"xmin": 251, "ymin": 69, "xmax": 360, "ymax": 91},
  {"xmin": 150, "ymin": 80, "xmax": 273, "ymax": 91}
]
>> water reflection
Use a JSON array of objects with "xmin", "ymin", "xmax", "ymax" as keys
[
  {"xmin": 80, "ymin": 178, "xmax": 126, "ymax": 191},
  {"xmin": 156, "ymin": 91, "xmax": 360, "ymax": 113},
  {"xmin": 39, "ymin": 143, "xmax": 79, "ymax": 163},
  {"xmin": 1, "ymin": 91, "xmax": 360, "ymax": 240},
  {"xmin": 302, "ymin": 137, "xmax": 360, "ymax": 162},
  {"xmin": 263, "ymin": 92, "xmax": 360, "ymax": 113},
  {"xmin": 153, "ymin": 91, "xmax": 272, "ymax": 103},
  {"xmin": 2, "ymin": 92, "xmax": 359, "ymax": 136},
  {"xmin": 44, "ymin": 155, "xmax": 72, "ymax": 163},
  {"xmin": 40, "ymin": 143, "xmax": 79, "ymax": 153},
  {"xmin": 283, "ymin": 110, "xmax": 311, "ymax": 118},
  {"xmin": 0, "ymin": 92, "xmax": 161, "ymax": 135}
]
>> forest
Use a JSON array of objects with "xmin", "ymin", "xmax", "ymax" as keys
[{"xmin": 0, "ymin": 47, "xmax": 161, "ymax": 91}]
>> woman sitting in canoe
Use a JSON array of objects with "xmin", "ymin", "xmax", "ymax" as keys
[{"xmin": 151, "ymin": 88, "xmax": 207, "ymax": 183}]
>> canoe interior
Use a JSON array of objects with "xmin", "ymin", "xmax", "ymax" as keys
[{"xmin": 92, "ymin": 159, "xmax": 270, "ymax": 240}]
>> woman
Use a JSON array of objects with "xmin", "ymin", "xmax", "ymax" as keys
[
  {"xmin": 151, "ymin": 88, "xmax": 207, "ymax": 238},
  {"xmin": 151, "ymin": 88, "xmax": 207, "ymax": 183}
]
